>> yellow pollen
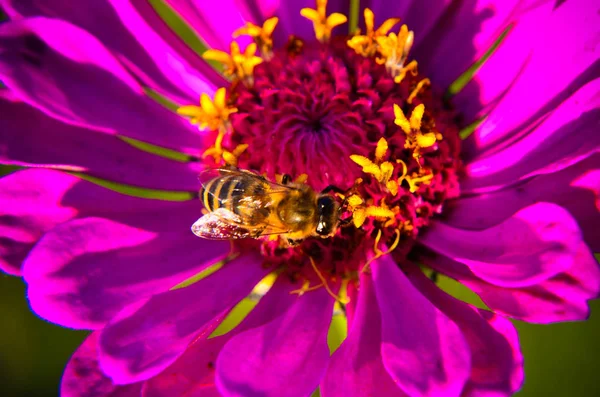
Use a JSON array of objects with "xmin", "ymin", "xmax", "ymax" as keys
[
  {"xmin": 347, "ymin": 8, "xmax": 400, "ymax": 57},
  {"xmin": 301, "ymin": 0, "xmax": 348, "ymax": 42},
  {"xmin": 407, "ymin": 78, "xmax": 431, "ymax": 104},
  {"xmin": 203, "ymin": 41, "xmax": 263, "ymax": 84},
  {"xmin": 375, "ymin": 24, "xmax": 416, "ymax": 83},
  {"xmin": 233, "ymin": 17, "xmax": 279, "ymax": 60}
]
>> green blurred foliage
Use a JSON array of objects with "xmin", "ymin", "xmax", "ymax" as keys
[{"xmin": 0, "ymin": 275, "xmax": 88, "ymax": 397}]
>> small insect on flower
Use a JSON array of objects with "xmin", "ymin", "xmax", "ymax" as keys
[{"xmin": 192, "ymin": 168, "xmax": 344, "ymax": 245}]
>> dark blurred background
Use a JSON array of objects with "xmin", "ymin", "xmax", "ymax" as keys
[{"xmin": 1, "ymin": 273, "xmax": 600, "ymax": 397}]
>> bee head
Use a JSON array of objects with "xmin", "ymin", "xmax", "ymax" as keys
[{"xmin": 315, "ymin": 195, "xmax": 339, "ymax": 237}]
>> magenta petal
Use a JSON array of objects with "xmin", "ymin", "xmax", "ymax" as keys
[
  {"xmin": 458, "ymin": 0, "xmax": 599, "ymax": 154},
  {"xmin": 321, "ymin": 271, "xmax": 403, "ymax": 397},
  {"xmin": 407, "ymin": 267, "xmax": 524, "ymax": 396},
  {"xmin": 0, "ymin": 98, "xmax": 201, "ymax": 190},
  {"xmin": 422, "ymin": 241, "xmax": 600, "ymax": 324},
  {"xmin": 462, "ymin": 78, "xmax": 600, "ymax": 194},
  {"xmin": 61, "ymin": 332, "xmax": 143, "ymax": 397},
  {"xmin": 420, "ymin": 203, "xmax": 582, "ymax": 288},
  {"xmin": 23, "ymin": 208, "xmax": 228, "ymax": 329},
  {"xmin": 98, "ymin": 253, "xmax": 268, "ymax": 384},
  {"xmin": 142, "ymin": 277, "xmax": 297, "ymax": 397},
  {"xmin": 164, "ymin": 0, "xmax": 252, "ymax": 51},
  {"xmin": 416, "ymin": 0, "xmax": 549, "ymax": 90},
  {"xmin": 371, "ymin": 255, "xmax": 470, "ymax": 397},
  {"xmin": 445, "ymin": 154, "xmax": 600, "ymax": 252},
  {"xmin": 216, "ymin": 286, "xmax": 334, "ymax": 397},
  {"xmin": 363, "ymin": 0, "xmax": 452, "ymax": 49},
  {"xmin": 0, "ymin": 17, "xmax": 201, "ymax": 152},
  {"xmin": 0, "ymin": 168, "xmax": 193, "ymax": 276},
  {"xmin": 0, "ymin": 0, "xmax": 223, "ymax": 103}
]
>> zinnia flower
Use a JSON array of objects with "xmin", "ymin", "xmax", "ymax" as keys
[{"xmin": 1, "ymin": 0, "xmax": 598, "ymax": 396}]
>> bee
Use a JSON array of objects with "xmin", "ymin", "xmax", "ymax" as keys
[{"xmin": 192, "ymin": 168, "xmax": 342, "ymax": 244}]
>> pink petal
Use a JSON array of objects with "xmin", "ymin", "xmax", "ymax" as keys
[
  {"xmin": 0, "ymin": 168, "xmax": 198, "ymax": 276},
  {"xmin": 216, "ymin": 285, "xmax": 334, "ymax": 397},
  {"xmin": 98, "ymin": 252, "xmax": 268, "ymax": 384},
  {"xmin": 421, "ymin": 241, "xmax": 600, "ymax": 323},
  {"xmin": 0, "ymin": 97, "xmax": 201, "ymax": 190},
  {"xmin": 371, "ymin": 255, "xmax": 471, "ymax": 397},
  {"xmin": 415, "ymin": 0, "xmax": 550, "ymax": 90},
  {"xmin": 407, "ymin": 266, "xmax": 524, "ymax": 396},
  {"xmin": 321, "ymin": 271, "xmax": 404, "ymax": 397},
  {"xmin": 459, "ymin": 0, "xmax": 599, "ymax": 155},
  {"xmin": 0, "ymin": 17, "xmax": 201, "ymax": 152},
  {"xmin": 0, "ymin": 0, "xmax": 223, "ymax": 103},
  {"xmin": 61, "ymin": 332, "xmax": 143, "ymax": 397},
  {"xmin": 142, "ymin": 277, "xmax": 298, "ymax": 397},
  {"xmin": 363, "ymin": 0, "xmax": 452, "ymax": 49},
  {"xmin": 24, "ymin": 211, "xmax": 228, "ymax": 329},
  {"xmin": 462, "ymin": 78, "xmax": 600, "ymax": 194},
  {"xmin": 445, "ymin": 153, "xmax": 600, "ymax": 251},
  {"xmin": 166, "ymin": 0, "xmax": 347, "ymax": 51},
  {"xmin": 420, "ymin": 202, "xmax": 582, "ymax": 288},
  {"xmin": 163, "ymin": 0, "xmax": 252, "ymax": 51}
]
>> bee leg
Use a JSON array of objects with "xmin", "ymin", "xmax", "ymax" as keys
[
  {"xmin": 286, "ymin": 238, "xmax": 300, "ymax": 246},
  {"xmin": 339, "ymin": 216, "xmax": 354, "ymax": 227},
  {"xmin": 320, "ymin": 185, "xmax": 345, "ymax": 195},
  {"xmin": 281, "ymin": 174, "xmax": 292, "ymax": 185}
]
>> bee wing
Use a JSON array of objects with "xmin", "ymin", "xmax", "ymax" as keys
[
  {"xmin": 192, "ymin": 209, "xmax": 256, "ymax": 239},
  {"xmin": 192, "ymin": 209, "xmax": 292, "ymax": 240}
]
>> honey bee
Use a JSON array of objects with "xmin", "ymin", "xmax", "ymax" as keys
[{"xmin": 192, "ymin": 168, "xmax": 341, "ymax": 244}]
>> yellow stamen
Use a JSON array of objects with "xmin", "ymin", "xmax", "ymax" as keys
[
  {"xmin": 407, "ymin": 78, "xmax": 431, "ymax": 104},
  {"xmin": 294, "ymin": 173, "xmax": 309, "ymax": 184},
  {"xmin": 309, "ymin": 257, "xmax": 349, "ymax": 304},
  {"xmin": 375, "ymin": 24, "xmax": 415, "ymax": 83},
  {"xmin": 374, "ymin": 137, "xmax": 388, "ymax": 162},
  {"xmin": 222, "ymin": 143, "xmax": 249, "ymax": 166},
  {"xmin": 352, "ymin": 207, "xmax": 367, "ymax": 228},
  {"xmin": 364, "ymin": 205, "xmax": 395, "ymax": 219},
  {"xmin": 362, "ymin": 228, "xmax": 401, "ymax": 273},
  {"xmin": 406, "ymin": 170, "xmax": 434, "ymax": 193},
  {"xmin": 301, "ymin": 0, "xmax": 348, "ymax": 42},
  {"xmin": 347, "ymin": 194, "xmax": 364, "ymax": 208},
  {"xmin": 393, "ymin": 103, "xmax": 438, "ymax": 166},
  {"xmin": 177, "ymin": 87, "xmax": 238, "ymax": 131},
  {"xmin": 203, "ymin": 41, "xmax": 263, "ymax": 84},
  {"xmin": 233, "ymin": 17, "xmax": 279, "ymax": 59},
  {"xmin": 347, "ymin": 8, "xmax": 400, "ymax": 57}
]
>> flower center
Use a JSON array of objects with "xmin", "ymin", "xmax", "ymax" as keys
[{"xmin": 181, "ymin": 2, "xmax": 462, "ymax": 293}]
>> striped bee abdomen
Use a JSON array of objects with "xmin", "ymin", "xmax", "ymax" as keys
[{"xmin": 201, "ymin": 174, "xmax": 270, "ymax": 226}]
